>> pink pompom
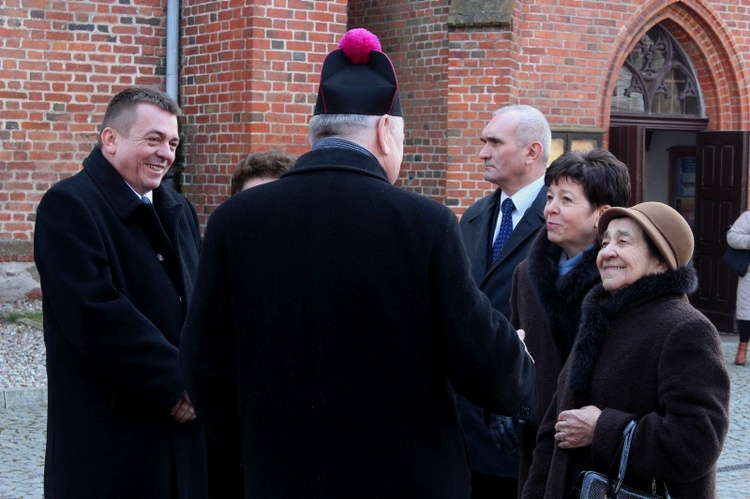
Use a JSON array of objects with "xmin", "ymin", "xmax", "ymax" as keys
[{"xmin": 338, "ymin": 28, "xmax": 382, "ymax": 65}]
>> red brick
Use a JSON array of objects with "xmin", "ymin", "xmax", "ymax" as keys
[{"xmin": 1, "ymin": 0, "xmax": 749, "ymax": 259}]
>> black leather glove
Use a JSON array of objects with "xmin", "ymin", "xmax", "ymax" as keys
[{"xmin": 489, "ymin": 414, "xmax": 524, "ymax": 455}]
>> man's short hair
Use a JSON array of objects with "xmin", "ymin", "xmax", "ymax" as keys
[
  {"xmin": 493, "ymin": 105, "xmax": 551, "ymax": 165},
  {"xmin": 97, "ymin": 87, "xmax": 180, "ymax": 148},
  {"xmin": 231, "ymin": 150, "xmax": 297, "ymax": 195},
  {"xmin": 545, "ymin": 148, "xmax": 631, "ymax": 208}
]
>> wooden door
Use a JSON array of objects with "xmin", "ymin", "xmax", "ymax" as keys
[
  {"xmin": 608, "ymin": 125, "xmax": 644, "ymax": 206},
  {"xmin": 692, "ymin": 131, "xmax": 749, "ymax": 332}
]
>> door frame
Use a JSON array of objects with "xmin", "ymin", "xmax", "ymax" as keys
[{"xmin": 609, "ymin": 121, "xmax": 748, "ymax": 332}]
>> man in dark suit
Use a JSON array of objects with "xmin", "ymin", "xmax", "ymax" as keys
[
  {"xmin": 34, "ymin": 87, "xmax": 207, "ymax": 497},
  {"xmin": 180, "ymin": 28, "xmax": 534, "ymax": 498},
  {"xmin": 458, "ymin": 105, "xmax": 551, "ymax": 498}
]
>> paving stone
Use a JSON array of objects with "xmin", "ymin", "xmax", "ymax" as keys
[{"xmin": 0, "ymin": 336, "xmax": 747, "ymax": 497}]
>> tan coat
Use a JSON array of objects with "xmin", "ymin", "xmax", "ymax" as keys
[{"xmin": 727, "ymin": 211, "xmax": 750, "ymax": 320}]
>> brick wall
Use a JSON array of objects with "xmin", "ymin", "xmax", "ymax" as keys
[
  {"xmin": 443, "ymin": 0, "xmax": 750, "ymax": 214},
  {"xmin": 2, "ymin": 0, "xmax": 750, "ymax": 260},
  {"xmin": 180, "ymin": 0, "xmax": 348, "ymax": 226},
  {"xmin": 445, "ymin": 26, "xmax": 518, "ymax": 214},
  {"xmin": 0, "ymin": 0, "xmax": 170, "ymax": 261},
  {"xmin": 349, "ymin": 0, "xmax": 451, "ymax": 203}
]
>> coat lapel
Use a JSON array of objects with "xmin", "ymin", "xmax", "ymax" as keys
[{"xmin": 461, "ymin": 189, "xmax": 501, "ymax": 282}]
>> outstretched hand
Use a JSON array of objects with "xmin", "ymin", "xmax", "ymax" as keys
[{"xmin": 516, "ymin": 328, "xmax": 534, "ymax": 362}]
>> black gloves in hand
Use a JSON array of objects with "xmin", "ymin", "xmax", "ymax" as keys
[{"xmin": 489, "ymin": 414, "xmax": 524, "ymax": 455}]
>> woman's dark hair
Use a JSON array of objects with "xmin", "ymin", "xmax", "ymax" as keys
[{"xmin": 545, "ymin": 149, "xmax": 631, "ymax": 208}]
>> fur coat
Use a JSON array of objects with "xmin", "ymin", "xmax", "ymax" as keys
[
  {"xmin": 510, "ymin": 231, "xmax": 602, "ymax": 490},
  {"xmin": 523, "ymin": 267, "xmax": 730, "ymax": 499}
]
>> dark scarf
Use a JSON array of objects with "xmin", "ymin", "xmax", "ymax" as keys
[
  {"xmin": 526, "ymin": 230, "xmax": 601, "ymax": 356},
  {"xmin": 568, "ymin": 266, "xmax": 698, "ymax": 406}
]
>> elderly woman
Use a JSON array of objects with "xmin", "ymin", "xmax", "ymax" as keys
[
  {"xmin": 510, "ymin": 148, "xmax": 630, "ymax": 494},
  {"xmin": 523, "ymin": 202, "xmax": 730, "ymax": 499}
]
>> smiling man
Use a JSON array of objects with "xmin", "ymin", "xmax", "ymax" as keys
[{"xmin": 34, "ymin": 87, "xmax": 207, "ymax": 498}]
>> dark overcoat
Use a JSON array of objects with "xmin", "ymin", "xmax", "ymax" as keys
[
  {"xmin": 523, "ymin": 267, "xmax": 730, "ymax": 499},
  {"xmin": 456, "ymin": 185, "xmax": 546, "ymax": 477},
  {"xmin": 34, "ymin": 148, "xmax": 206, "ymax": 498},
  {"xmin": 180, "ymin": 146, "xmax": 535, "ymax": 498},
  {"xmin": 509, "ymin": 232, "xmax": 601, "ymax": 490}
]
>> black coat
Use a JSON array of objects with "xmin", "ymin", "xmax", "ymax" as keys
[
  {"xmin": 523, "ymin": 268, "xmax": 730, "ymax": 499},
  {"xmin": 180, "ymin": 146, "xmax": 535, "ymax": 498},
  {"xmin": 34, "ymin": 148, "xmax": 206, "ymax": 498},
  {"xmin": 509, "ymin": 232, "xmax": 601, "ymax": 489},
  {"xmin": 456, "ymin": 185, "xmax": 547, "ymax": 476},
  {"xmin": 459, "ymin": 186, "xmax": 547, "ymax": 320}
]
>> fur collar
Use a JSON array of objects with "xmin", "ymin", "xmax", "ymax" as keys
[
  {"xmin": 526, "ymin": 230, "xmax": 601, "ymax": 354},
  {"xmin": 568, "ymin": 266, "xmax": 698, "ymax": 405}
]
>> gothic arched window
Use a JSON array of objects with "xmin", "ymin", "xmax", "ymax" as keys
[{"xmin": 611, "ymin": 25, "xmax": 702, "ymax": 116}]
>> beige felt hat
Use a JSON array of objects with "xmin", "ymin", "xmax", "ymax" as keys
[{"xmin": 597, "ymin": 201, "xmax": 694, "ymax": 269}]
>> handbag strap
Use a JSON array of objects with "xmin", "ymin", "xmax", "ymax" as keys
[
  {"xmin": 611, "ymin": 420, "xmax": 671, "ymax": 498},
  {"xmin": 611, "ymin": 420, "xmax": 637, "ymax": 495}
]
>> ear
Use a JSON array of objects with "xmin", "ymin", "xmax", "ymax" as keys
[
  {"xmin": 100, "ymin": 127, "xmax": 118, "ymax": 155},
  {"xmin": 526, "ymin": 140, "xmax": 543, "ymax": 163},
  {"xmin": 593, "ymin": 204, "xmax": 611, "ymax": 228},
  {"xmin": 376, "ymin": 114, "xmax": 391, "ymax": 156}
]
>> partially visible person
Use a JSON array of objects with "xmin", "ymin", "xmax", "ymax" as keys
[
  {"xmin": 458, "ymin": 104, "xmax": 550, "ymax": 498},
  {"xmin": 727, "ymin": 210, "xmax": 750, "ymax": 365},
  {"xmin": 510, "ymin": 149, "xmax": 631, "ymax": 494},
  {"xmin": 524, "ymin": 202, "xmax": 730, "ymax": 499},
  {"xmin": 205, "ymin": 149, "xmax": 298, "ymax": 499},
  {"xmin": 180, "ymin": 28, "xmax": 534, "ymax": 498},
  {"xmin": 34, "ymin": 87, "xmax": 207, "ymax": 497},
  {"xmin": 230, "ymin": 149, "xmax": 297, "ymax": 195},
  {"xmin": 206, "ymin": 149, "xmax": 297, "ymax": 498}
]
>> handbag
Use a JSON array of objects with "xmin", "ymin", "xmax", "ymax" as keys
[
  {"xmin": 572, "ymin": 421, "xmax": 670, "ymax": 499},
  {"xmin": 721, "ymin": 246, "xmax": 750, "ymax": 277}
]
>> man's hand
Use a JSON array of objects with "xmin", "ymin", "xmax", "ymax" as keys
[
  {"xmin": 170, "ymin": 391, "xmax": 196, "ymax": 423},
  {"xmin": 516, "ymin": 328, "xmax": 534, "ymax": 363},
  {"xmin": 489, "ymin": 414, "xmax": 524, "ymax": 455}
]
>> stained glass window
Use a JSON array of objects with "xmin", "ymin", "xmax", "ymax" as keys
[{"xmin": 611, "ymin": 25, "xmax": 702, "ymax": 116}]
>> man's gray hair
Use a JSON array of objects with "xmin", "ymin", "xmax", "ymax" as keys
[
  {"xmin": 308, "ymin": 114, "xmax": 382, "ymax": 144},
  {"xmin": 494, "ymin": 105, "xmax": 551, "ymax": 165}
]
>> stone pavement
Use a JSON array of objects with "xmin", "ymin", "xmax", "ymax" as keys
[
  {"xmin": 716, "ymin": 333, "xmax": 750, "ymax": 499},
  {"xmin": 0, "ymin": 335, "xmax": 748, "ymax": 498}
]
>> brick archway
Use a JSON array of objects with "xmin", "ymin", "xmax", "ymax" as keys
[{"xmin": 600, "ymin": 0, "xmax": 750, "ymax": 133}]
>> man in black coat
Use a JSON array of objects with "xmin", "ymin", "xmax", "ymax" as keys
[
  {"xmin": 180, "ymin": 28, "xmax": 534, "ymax": 498},
  {"xmin": 457, "ymin": 105, "xmax": 550, "ymax": 498},
  {"xmin": 34, "ymin": 87, "xmax": 207, "ymax": 497}
]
